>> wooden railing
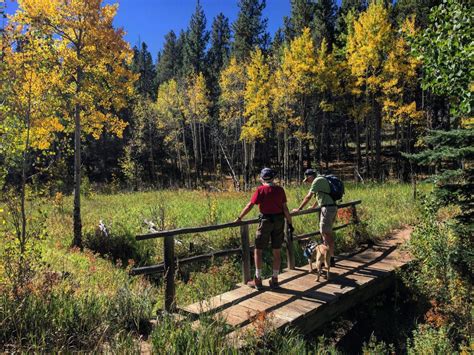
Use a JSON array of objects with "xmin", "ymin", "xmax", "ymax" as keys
[{"xmin": 131, "ymin": 200, "xmax": 362, "ymax": 312}]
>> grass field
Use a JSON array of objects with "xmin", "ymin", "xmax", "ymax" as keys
[{"xmin": 1, "ymin": 182, "xmax": 428, "ymax": 351}]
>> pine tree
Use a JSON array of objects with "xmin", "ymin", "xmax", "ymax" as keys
[
  {"xmin": 206, "ymin": 13, "xmax": 231, "ymax": 103},
  {"xmin": 290, "ymin": 0, "xmax": 316, "ymax": 37},
  {"xmin": 183, "ymin": 1, "xmax": 209, "ymax": 75},
  {"xmin": 232, "ymin": 0, "xmax": 269, "ymax": 62},
  {"xmin": 132, "ymin": 42, "xmax": 156, "ymax": 99},
  {"xmin": 312, "ymin": 0, "xmax": 337, "ymax": 49},
  {"xmin": 155, "ymin": 30, "xmax": 182, "ymax": 86},
  {"xmin": 394, "ymin": 0, "xmax": 441, "ymax": 28},
  {"xmin": 207, "ymin": 13, "xmax": 231, "ymax": 78},
  {"xmin": 335, "ymin": 0, "xmax": 367, "ymax": 41}
]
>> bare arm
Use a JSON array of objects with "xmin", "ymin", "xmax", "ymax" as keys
[
  {"xmin": 292, "ymin": 191, "xmax": 313, "ymax": 212},
  {"xmin": 234, "ymin": 201, "xmax": 254, "ymax": 222},
  {"xmin": 283, "ymin": 202, "xmax": 292, "ymax": 224}
]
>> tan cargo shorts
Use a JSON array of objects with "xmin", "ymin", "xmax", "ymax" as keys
[
  {"xmin": 255, "ymin": 214, "xmax": 285, "ymax": 249},
  {"xmin": 320, "ymin": 206, "xmax": 337, "ymax": 234}
]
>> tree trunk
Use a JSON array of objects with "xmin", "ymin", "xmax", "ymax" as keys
[
  {"xmin": 355, "ymin": 119, "xmax": 361, "ymax": 173},
  {"xmin": 190, "ymin": 119, "xmax": 200, "ymax": 184},
  {"xmin": 284, "ymin": 128, "xmax": 289, "ymax": 185},
  {"xmin": 72, "ymin": 67, "xmax": 83, "ymax": 249},
  {"xmin": 374, "ymin": 101, "xmax": 382, "ymax": 180},
  {"xmin": 320, "ymin": 111, "xmax": 325, "ymax": 168},
  {"xmin": 298, "ymin": 138, "xmax": 303, "ymax": 183},
  {"xmin": 148, "ymin": 118, "xmax": 156, "ymax": 184},
  {"xmin": 20, "ymin": 80, "xmax": 33, "ymax": 255},
  {"xmin": 181, "ymin": 122, "xmax": 191, "ymax": 188},
  {"xmin": 364, "ymin": 114, "xmax": 370, "ymax": 178}
]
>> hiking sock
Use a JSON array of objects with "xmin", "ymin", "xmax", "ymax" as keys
[
  {"xmin": 255, "ymin": 269, "xmax": 262, "ymax": 279},
  {"xmin": 272, "ymin": 270, "xmax": 279, "ymax": 278}
]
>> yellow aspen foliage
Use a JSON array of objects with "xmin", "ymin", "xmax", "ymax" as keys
[
  {"xmin": 272, "ymin": 28, "xmax": 317, "ymax": 136},
  {"xmin": 281, "ymin": 28, "xmax": 317, "ymax": 97},
  {"xmin": 314, "ymin": 39, "xmax": 341, "ymax": 107},
  {"xmin": 242, "ymin": 48, "xmax": 272, "ymax": 141},
  {"xmin": 346, "ymin": 1, "xmax": 392, "ymax": 93},
  {"xmin": 381, "ymin": 17, "xmax": 424, "ymax": 124},
  {"xmin": 219, "ymin": 56, "xmax": 246, "ymax": 130},
  {"xmin": 14, "ymin": 0, "xmax": 137, "ymax": 139},
  {"xmin": 155, "ymin": 79, "xmax": 184, "ymax": 145},
  {"xmin": 183, "ymin": 72, "xmax": 210, "ymax": 125},
  {"xmin": 1, "ymin": 24, "xmax": 62, "ymax": 151}
]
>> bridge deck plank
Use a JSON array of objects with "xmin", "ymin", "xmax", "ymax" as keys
[{"xmin": 179, "ymin": 228, "xmax": 412, "ymax": 346}]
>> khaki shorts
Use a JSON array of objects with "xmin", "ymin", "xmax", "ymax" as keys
[
  {"xmin": 320, "ymin": 206, "xmax": 337, "ymax": 234},
  {"xmin": 255, "ymin": 214, "xmax": 285, "ymax": 249}
]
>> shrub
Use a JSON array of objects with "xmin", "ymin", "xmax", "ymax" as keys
[
  {"xmin": 83, "ymin": 222, "xmax": 152, "ymax": 266},
  {"xmin": 362, "ymin": 334, "xmax": 394, "ymax": 354},
  {"xmin": 407, "ymin": 325, "xmax": 454, "ymax": 355}
]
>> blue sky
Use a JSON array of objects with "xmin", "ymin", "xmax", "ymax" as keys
[{"xmin": 5, "ymin": 0, "xmax": 292, "ymax": 60}]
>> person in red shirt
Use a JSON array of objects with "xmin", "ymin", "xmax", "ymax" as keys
[{"xmin": 235, "ymin": 168, "xmax": 293, "ymax": 290}]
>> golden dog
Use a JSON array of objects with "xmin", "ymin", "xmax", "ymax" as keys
[{"xmin": 308, "ymin": 244, "xmax": 331, "ymax": 282}]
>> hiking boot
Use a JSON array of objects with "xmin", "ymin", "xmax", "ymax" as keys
[
  {"xmin": 247, "ymin": 277, "xmax": 263, "ymax": 290},
  {"xmin": 269, "ymin": 277, "xmax": 280, "ymax": 289},
  {"xmin": 330, "ymin": 257, "xmax": 336, "ymax": 267}
]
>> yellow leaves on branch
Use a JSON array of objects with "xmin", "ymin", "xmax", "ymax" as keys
[
  {"xmin": 281, "ymin": 28, "xmax": 317, "ymax": 96},
  {"xmin": 242, "ymin": 48, "xmax": 272, "ymax": 142},
  {"xmin": 272, "ymin": 28, "xmax": 317, "ymax": 133},
  {"xmin": 346, "ymin": 1, "xmax": 392, "ymax": 93},
  {"xmin": 14, "ymin": 0, "xmax": 136, "ymax": 140},
  {"xmin": 219, "ymin": 56, "xmax": 246, "ymax": 129},
  {"xmin": 184, "ymin": 72, "xmax": 210, "ymax": 125},
  {"xmin": 156, "ymin": 79, "xmax": 183, "ymax": 134},
  {"xmin": 381, "ymin": 17, "xmax": 424, "ymax": 124},
  {"xmin": 2, "ymin": 24, "xmax": 63, "ymax": 150}
]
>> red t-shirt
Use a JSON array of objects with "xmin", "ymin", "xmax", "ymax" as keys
[{"xmin": 250, "ymin": 184, "xmax": 287, "ymax": 214}]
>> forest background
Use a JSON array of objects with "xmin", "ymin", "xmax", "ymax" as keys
[{"xmin": 0, "ymin": 0, "xmax": 472, "ymax": 352}]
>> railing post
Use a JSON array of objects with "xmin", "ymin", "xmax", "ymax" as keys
[
  {"xmin": 240, "ymin": 224, "xmax": 251, "ymax": 284},
  {"xmin": 350, "ymin": 204, "xmax": 359, "ymax": 224},
  {"xmin": 164, "ymin": 234, "xmax": 175, "ymax": 312},
  {"xmin": 285, "ymin": 220, "xmax": 295, "ymax": 269}
]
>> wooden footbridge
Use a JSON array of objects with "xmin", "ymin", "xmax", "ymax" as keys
[{"xmin": 131, "ymin": 201, "xmax": 412, "ymax": 340}]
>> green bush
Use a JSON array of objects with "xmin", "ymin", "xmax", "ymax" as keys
[
  {"xmin": 150, "ymin": 314, "xmax": 235, "ymax": 354},
  {"xmin": 407, "ymin": 325, "xmax": 454, "ymax": 355},
  {"xmin": 362, "ymin": 334, "xmax": 394, "ymax": 354},
  {"xmin": 83, "ymin": 222, "xmax": 153, "ymax": 266},
  {"xmin": 404, "ymin": 195, "xmax": 472, "ymax": 341}
]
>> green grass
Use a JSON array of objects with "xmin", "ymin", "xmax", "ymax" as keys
[
  {"xmin": 1, "ymin": 182, "xmax": 428, "ymax": 352},
  {"xmin": 43, "ymin": 182, "xmax": 425, "ymax": 263}
]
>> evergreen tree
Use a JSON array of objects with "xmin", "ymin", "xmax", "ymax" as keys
[
  {"xmin": 232, "ymin": 0, "xmax": 269, "ymax": 62},
  {"xmin": 290, "ymin": 0, "xmax": 316, "ymax": 37},
  {"xmin": 183, "ymin": 0, "xmax": 209, "ymax": 75},
  {"xmin": 131, "ymin": 42, "xmax": 156, "ymax": 99},
  {"xmin": 155, "ymin": 31, "xmax": 182, "ymax": 86},
  {"xmin": 312, "ymin": 0, "xmax": 337, "ymax": 49},
  {"xmin": 394, "ymin": 0, "xmax": 441, "ymax": 27},
  {"xmin": 206, "ymin": 13, "xmax": 231, "ymax": 100},
  {"xmin": 335, "ymin": 0, "xmax": 367, "ymax": 39}
]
